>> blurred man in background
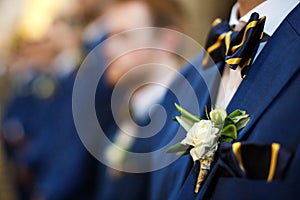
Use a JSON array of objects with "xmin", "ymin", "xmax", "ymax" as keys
[
  {"xmin": 0, "ymin": 134, "xmax": 17, "ymax": 200},
  {"xmin": 1, "ymin": 2, "xmax": 103, "ymax": 199},
  {"xmin": 92, "ymin": 0, "xmax": 187, "ymax": 199}
]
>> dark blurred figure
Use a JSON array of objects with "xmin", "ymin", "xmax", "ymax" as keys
[
  {"xmin": 1, "ymin": 15, "xmax": 99, "ymax": 200},
  {"xmin": 0, "ymin": 134, "xmax": 17, "ymax": 200},
  {"xmin": 92, "ymin": 0, "xmax": 187, "ymax": 199},
  {"xmin": 73, "ymin": 0, "xmax": 107, "ymax": 26},
  {"xmin": 78, "ymin": 0, "xmax": 111, "ymax": 55}
]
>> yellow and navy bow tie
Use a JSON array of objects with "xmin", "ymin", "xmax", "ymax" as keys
[{"xmin": 203, "ymin": 12, "xmax": 266, "ymax": 78}]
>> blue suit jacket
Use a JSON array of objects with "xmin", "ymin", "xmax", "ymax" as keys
[
  {"xmin": 95, "ymin": 79, "xmax": 155, "ymax": 200},
  {"xmin": 3, "ymin": 71, "xmax": 98, "ymax": 200},
  {"xmin": 150, "ymin": 3, "xmax": 300, "ymax": 200}
]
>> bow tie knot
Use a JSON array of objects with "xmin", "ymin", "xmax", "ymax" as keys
[{"xmin": 203, "ymin": 12, "xmax": 266, "ymax": 78}]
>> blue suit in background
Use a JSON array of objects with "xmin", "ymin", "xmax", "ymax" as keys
[
  {"xmin": 2, "ymin": 71, "xmax": 98, "ymax": 200},
  {"xmin": 2, "ymin": 29, "xmax": 110, "ymax": 200},
  {"xmin": 150, "ymin": 3, "xmax": 300, "ymax": 200},
  {"xmin": 94, "ymin": 74, "xmax": 154, "ymax": 200}
]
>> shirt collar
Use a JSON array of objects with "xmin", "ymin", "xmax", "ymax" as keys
[{"xmin": 229, "ymin": 0, "xmax": 300, "ymax": 36}]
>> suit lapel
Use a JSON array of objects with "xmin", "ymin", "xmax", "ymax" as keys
[{"xmin": 226, "ymin": 4, "xmax": 300, "ymax": 141}]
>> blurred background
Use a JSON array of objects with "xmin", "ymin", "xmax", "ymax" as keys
[
  {"xmin": 0, "ymin": 0, "xmax": 236, "ymax": 124},
  {"xmin": 0, "ymin": 0, "xmax": 234, "ymax": 199},
  {"xmin": 0, "ymin": 0, "xmax": 236, "ymax": 101}
]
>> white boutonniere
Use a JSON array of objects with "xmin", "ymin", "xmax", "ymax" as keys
[{"xmin": 167, "ymin": 103, "xmax": 250, "ymax": 193}]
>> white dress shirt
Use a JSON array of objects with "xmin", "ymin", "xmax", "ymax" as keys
[{"xmin": 216, "ymin": 0, "xmax": 299, "ymax": 109}]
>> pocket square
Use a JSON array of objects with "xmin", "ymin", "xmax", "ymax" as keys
[{"xmin": 218, "ymin": 142, "xmax": 293, "ymax": 181}]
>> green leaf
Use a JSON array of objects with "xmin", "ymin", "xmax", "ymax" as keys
[
  {"xmin": 174, "ymin": 103, "xmax": 201, "ymax": 123},
  {"xmin": 219, "ymin": 136, "xmax": 234, "ymax": 143},
  {"xmin": 176, "ymin": 151, "xmax": 190, "ymax": 156},
  {"xmin": 228, "ymin": 110, "xmax": 250, "ymax": 127},
  {"xmin": 236, "ymin": 117, "xmax": 250, "ymax": 130},
  {"xmin": 205, "ymin": 106, "xmax": 210, "ymax": 120},
  {"xmin": 228, "ymin": 109, "xmax": 246, "ymax": 119},
  {"xmin": 231, "ymin": 114, "xmax": 249, "ymax": 123},
  {"xmin": 174, "ymin": 116, "xmax": 193, "ymax": 132},
  {"xmin": 220, "ymin": 124, "xmax": 237, "ymax": 139},
  {"xmin": 166, "ymin": 143, "xmax": 190, "ymax": 153},
  {"xmin": 223, "ymin": 117, "xmax": 234, "ymax": 127}
]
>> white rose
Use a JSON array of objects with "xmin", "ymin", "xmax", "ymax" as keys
[
  {"xmin": 209, "ymin": 106, "xmax": 227, "ymax": 125},
  {"xmin": 181, "ymin": 120, "xmax": 219, "ymax": 146},
  {"xmin": 181, "ymin": 120, "xmax": 219, "ymax": 161}
]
